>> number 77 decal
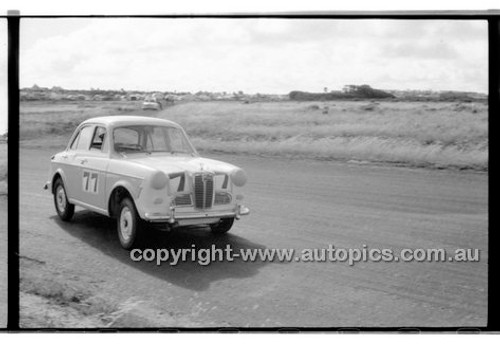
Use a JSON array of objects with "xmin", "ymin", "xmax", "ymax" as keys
[{"xmin": 82, "ymin": 170, "xmax": 99, "ymax": 193}]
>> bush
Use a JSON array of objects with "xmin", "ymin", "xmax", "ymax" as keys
[{"xmin": 289, "ymin": 85, "xmax": 394, "ymax": 101}]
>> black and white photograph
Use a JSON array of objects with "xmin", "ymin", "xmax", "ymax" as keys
[
  {"xmin": 12, "ymin": 16, "xmax": 490, "ymax": 329},
  {"xmin": 0, "ymin": 17, "xmax": 6, "ymax": 330}
]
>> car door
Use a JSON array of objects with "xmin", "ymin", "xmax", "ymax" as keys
[
  {"xmin": 63, "ymin": 124, "xmax": 95, "ymax": 202},
  {"xmin": 74, "ymin": 125, "xmax": 110, "ymax": 211},
  {"xmin": 54, "ymin": 127, "xmax": 80, "ymax": 199}
]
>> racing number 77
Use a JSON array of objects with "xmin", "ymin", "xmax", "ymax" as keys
[{"xmin": 82, "ymin": 170, "xmax": 98, "ymax": 193}]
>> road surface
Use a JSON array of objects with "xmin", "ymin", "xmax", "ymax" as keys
[
  {"xmin": 19, "ymin": 147, "xmax": 488, "ymax": 327},
  {"xmin": 0, "ymin": 195, "xmax": 6, "ymax": 328},
  {"xmin": 0, "ymin": 141, "xmax": 7, "ymax": 327}
]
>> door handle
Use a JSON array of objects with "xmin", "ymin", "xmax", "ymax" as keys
[{"xmin": 80, "ymin": 159, "xmax": 88, "ymax": 165}]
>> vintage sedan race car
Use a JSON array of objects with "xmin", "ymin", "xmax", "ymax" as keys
[
  {"xmin": 44, "ymin": 116, "xmax": 249, "ymax": 249},
  {"xmin": 142, "ymin": 100, "xmax": 162, "ymax": 111}
]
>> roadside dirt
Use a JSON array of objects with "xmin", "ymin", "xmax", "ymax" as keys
[{"xmin": 20, "ymin": 256, "xmax": 172, "ymax": 328}]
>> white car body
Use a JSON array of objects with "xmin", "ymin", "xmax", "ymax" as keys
[
  {"xmin": 141, "ymin": 101, "xmax": 161, "ymax": 110},
  {"xmin": 45, "ymin": 116, "xmax": 249, "ymax": 247}
]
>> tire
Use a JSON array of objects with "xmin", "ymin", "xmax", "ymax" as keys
[
  {"xmin": 53, "ymin": 178, "xmax": 75, "ymax": 221},
  {"xmin": 117, "ymin": 198, "xmax": 143, "ymax": 249},
  {"xmin": 210, "ymin": 218, "xmax": 234, "ymax": 235}
]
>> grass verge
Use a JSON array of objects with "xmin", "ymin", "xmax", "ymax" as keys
[
  {"xmin": 20, "ymin": 100, "xmax": 488, "ymax": 171},
  {"xmin": 161, "ymin": 101, "xmax": 488, "ymax": 171}
]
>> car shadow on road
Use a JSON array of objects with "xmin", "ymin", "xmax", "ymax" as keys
[{"xmin": 51, "ymin": 211, "xmax": 272, "ymax": 291}]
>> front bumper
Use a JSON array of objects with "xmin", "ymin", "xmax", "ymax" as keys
[{"xmin": 144, "ymin": 204, "xmax": 250, "ymax": 225}]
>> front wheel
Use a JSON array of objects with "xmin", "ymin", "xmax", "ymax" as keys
[
  {"xmin": 117, "ymin": 198, "xmax": 143, "ymax": 249},
  {"xmin": 53, "ymin": 178, "xmax": 74, "ymax": 221},
  {"xmin": 210, "ymin": 218, "xmax": 234, "ymax": 235}
]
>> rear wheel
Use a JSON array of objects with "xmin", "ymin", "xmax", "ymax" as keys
[
  {"xmin": 210, "ymin": 218, "xmax": 234, "ymax": 235},
  {"xmin": 53, "ymin": 178, "xmax": 74, "ymax": 221},
  {"xmin": 117, "ymin": 198, "xmax": 143, "ymax": 249}
]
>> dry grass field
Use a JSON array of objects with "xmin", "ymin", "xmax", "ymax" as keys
[
  {"xmin": 20, "ymin": 99, "xmax": 488, "ymax": 170},
  {"xmin": 20, "ymin": 101, "xmax": 142, "ymax": 148}
]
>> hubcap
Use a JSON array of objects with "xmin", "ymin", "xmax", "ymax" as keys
[
  {"xmin": 56, "ymin": 186, "xmax": 67, "ymax": 213},
  {"xmin": 120, "ymin": 206, "xmax": 133, "ymax": 241}
]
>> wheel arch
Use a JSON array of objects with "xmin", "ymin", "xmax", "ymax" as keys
[
  {"xmin": 51, "ymin": 169, "xmax": 68, "ymax": 194},
  {"xmin": 108, "ymin": 184, "xmax": 137, "ymax": 219}
]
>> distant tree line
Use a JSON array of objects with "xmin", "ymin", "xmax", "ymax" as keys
[{"xmin": 289, "ymin": 85, "xmax": 395, "ymax": 101}]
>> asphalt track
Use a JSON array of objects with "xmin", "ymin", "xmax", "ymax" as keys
[
  {"xmin": 0, "ymin": 193, "xmax": 6, "ymax": 327},
  {"xmin": 18, "ymin": 147, "xmax": 488, "ymax": 327}
]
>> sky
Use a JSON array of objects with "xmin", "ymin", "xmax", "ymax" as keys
[
  {"xmin": 19, "ymin": 18, "xmax": 488, "ymax": 95},
  {"xmin": 0, "ymin": 20, "xmax": 6, "ymax": 135}
]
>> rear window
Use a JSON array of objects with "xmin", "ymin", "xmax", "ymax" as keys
[{"xmin": 75, "ymin": 126, "xmax": 95, "ymax": 151}]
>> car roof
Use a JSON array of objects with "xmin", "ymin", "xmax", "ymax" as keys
[{"xmin": 80, "ymin": 116, "xmax": 182, "ymax": 129}]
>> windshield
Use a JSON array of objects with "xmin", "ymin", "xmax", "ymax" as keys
[{"xmin": 113, "ymin": 125, "xmax": 196, "ymax": 155}]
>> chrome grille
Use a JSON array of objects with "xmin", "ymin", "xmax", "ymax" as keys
[
  {"xmin": 205, "ymin": 177, "xmax": 213, "ymax": 208},
  {"xmin": 174, "ymin": 194, "xmax": 192, "ymax": 206},
  {"xmin": 194, "ymin": 173, "xmax": 214, "ymax": 209}
]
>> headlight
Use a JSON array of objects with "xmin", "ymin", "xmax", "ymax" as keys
[
  {"xmin": 231, "ymin": 168, "xmax": 247, "ymax": 187},
  {"xmin": 214, "ymin": 192, "xmax": 232, "ymax": 205},
  {"xmin": 151, "ymin": 171, "xmax": 168, "ymax": 190}
]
